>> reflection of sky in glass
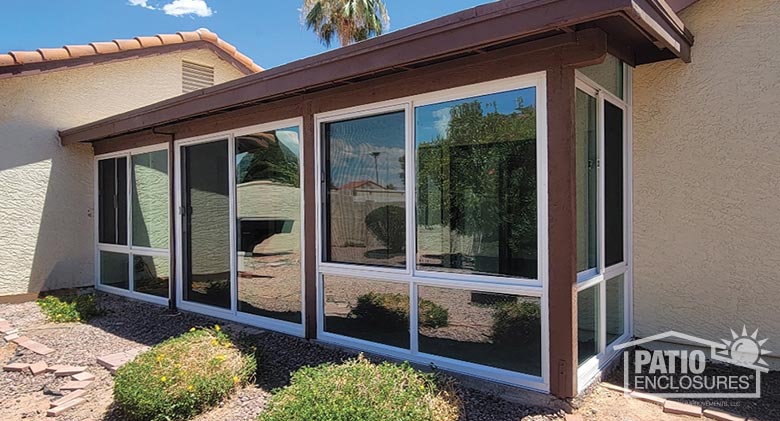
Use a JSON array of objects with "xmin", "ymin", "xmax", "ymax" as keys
[
  {"xmin": 326, "ymin": 112, "xmax": 405, "ymax": 189},
  {"xmin": 236, "ymin": 126, "xmax": 299, "ymax": 167},
  {"xmin": 415, "ymin": 87, "xmax": 536, "ymax": 145}
]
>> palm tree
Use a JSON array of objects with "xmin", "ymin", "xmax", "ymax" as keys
[{"xmin": 302, "ymin": 0, "xmax": 390, "ymax": 47}]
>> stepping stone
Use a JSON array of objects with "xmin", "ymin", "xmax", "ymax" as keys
[
  {"xmin": 60, "ymin": 380, "xmax": 92, "ymax": 391},
  {"xmin": 46, "ymin": 364, "xmax": 67, "ymax": 373},
  {"xmin": 71, "ymin": 372, "xmax": 95, "ymax": 381},
  {"xmin": 664, "ymin": 400, "xmax": 703, "ymax": 417},
  {"xmin": 19, "ymin": 340, "xmax": 55, "ymax": 355},
  {"xmin": 96, "ymin": 347, "xmax": 148, "ymax": 373},
  {"xmin": 46, "ymin": 397, "xmax": 86, "ymax": 417},
  {"xmin": 54, "ymin": 366, "xmax": 86, "ymax": 377},
  {"xmin": 50, "ymin": 389, "xmax": 87, "ymax": 408},
  {"xmin": 29, "ymin": 361, "xmax": 48, "ymax": 375},
  {"xmin": 3, "ymin": 329, "xmax": 18, "ymax": 335},
  {"xmin": 11, "ymin": 336, "xmax": 31, "ymax": 345},
  {"xmin": 0, "ymin": 323, "xmax": 14, "ymax": 333},
  {"xmin": 630, "ymin": 391, "xmax": 666, "ymax": 406},
  {"xmin": 3, "ymin": 362, "xmax": 30, "ymax": 372},
  {"xmin": 4, "ymin": 333, "xmax": 20, "ymax": 341},
  {"xmin": 704, "ymin": 409, "xmax": 746, "ymax": 421}
]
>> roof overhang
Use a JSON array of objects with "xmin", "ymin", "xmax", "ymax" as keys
[{"xmin": 61, "ymin": 0, "xmax": 693, "ymax": 145}]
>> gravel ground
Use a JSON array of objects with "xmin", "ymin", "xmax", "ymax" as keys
[{"xmin": 0, "ymin": 293, "xmax": 564, "ymax": 420}]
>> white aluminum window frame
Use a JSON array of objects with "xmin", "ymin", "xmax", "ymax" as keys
[
  {"xmin": 94, "ymin": 144, "xmax": 172, "ymax": 307},
  {"xmin": 314, "ymin": 72, "xmax": 550, "ymax": 392},
  {"xmin": 172, "ymin": 118, "xmax": 307, "ymax": 338},
  {"xmin": 575, "ymin": 62, "xmax": 634, "ymax": 392}
]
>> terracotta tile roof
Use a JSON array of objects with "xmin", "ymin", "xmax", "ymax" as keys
[{"xmin": 1, "ymin": 28, "xmax": 262, "ymax": 73}]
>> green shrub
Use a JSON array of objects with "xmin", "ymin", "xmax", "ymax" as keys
[
  {"xmin": 491, "ymin": 299, "xmax": 541, "ymax": 345},
  {"xmin": 351, "ymin": 292, "xmax": 448, "ymax": 329},
  {"xmin": 365, "ymin": 205, "xmax": 406, "ymax": 252},
  {"xmin": 36, "ymin": 294, "xmax": 103, "ymax": 323},
  {"xmin": 114, "ymin": 326, "xmax": 256, "ymax": 421},
  {"xmin": 259, "ymin": 355, "xmax": 459, "ymax": 421}
]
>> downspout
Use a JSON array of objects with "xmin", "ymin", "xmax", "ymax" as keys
[{"xmin": 153, "ymin": 127, "xmax": 178, "ymax": 313}]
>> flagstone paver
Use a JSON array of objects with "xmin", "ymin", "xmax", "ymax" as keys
[
  {"xmin": 29, "ymin": 361, "xmax": 48, "ymax": 375},
  {"xmin": 49, "ymin": 389, "xmax": 87, "ymax": 408},
  {"xmin": 60, "ymin": 380, "xmax": 92, "ymax": 391},
  {"xmin": 71, "ymin": 371, "xmax": 95, "ymax": 381},
  {"xmin": 46, "ymin": 397, "xmax": 86, "ymax": 417},
  {"xmin": 53, "ymin": 366, "xmax": 86, "ymax": 377},
  {"xmin": 3, "ymin": 362, "xmax": 30, "ymax": 372},
  {"xmin": 19, "ymin": 339, "xmax": 55, "ymax": 355}
]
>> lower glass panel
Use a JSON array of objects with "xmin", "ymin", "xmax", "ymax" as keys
[
  {"xmin": 133, "ymin": 255, "xmax": 169, "ymax": 298},
  {"xmin": 578, "ymin": 285, "xmax": 599, "ymax": 365},
  {"xmin": 100, "ymin": 251, "xmax": 129, "ymax": 290},
  {"xmin": 606, "ymin": 274, "xmax": 625, "ymax": 345},
  {"xmin": 323, "ymin": 275, "xmax": 410, "ymax": 349},
  {"xmin": 417, "ymin": 286, "xmax": 541, "ymax": 376}
]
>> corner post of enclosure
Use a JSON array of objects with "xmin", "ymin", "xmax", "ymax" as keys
[
  {"xmin": 302, "ymin": 101, "xmax": 318, "ymax": 339},
  {"xmin": 546, "ymin": 64, "xmax": 578, "ymax": 398}
]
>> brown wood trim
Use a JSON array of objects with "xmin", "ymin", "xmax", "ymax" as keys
[
  {"xmin": 0, "ymin": 41, "xmax": 254, "ymax": 80},
  {"xmin": 90, "ymin": 30, "xmax": 607, "ymax": 154},
  {"xmin": 0, "ymin": 292, "xmax": 39, "ymax": 304},
  {"xmin": 546, "ymin": 64, "xmax": 578, "ymax": 398},
  {"xmin": 302, "ymin": 103, "xmax": 317, "ymax": 339},
  {"xmin": 60, "ymin": 0, "xmax": 690, "ymax": 145}
]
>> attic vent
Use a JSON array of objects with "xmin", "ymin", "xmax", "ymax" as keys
[{"xmin": 182, "ymin": 60, "xmax": 214, "ymax": 93}]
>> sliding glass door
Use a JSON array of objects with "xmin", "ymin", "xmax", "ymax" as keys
[{"xmin": 181, "ymin": 139, "xmax": 232, "ymax": 309}]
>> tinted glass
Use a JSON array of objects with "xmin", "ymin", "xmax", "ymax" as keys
[
  {"xmin": 323, "ymin": 275, "xmax": 410, "ymax": 349},
  {"xmin": 578, "ymin": 285, "xmax": 599, "ymax": 365},
  {"xmin": 606, "ymin": 274, "xmax": 625, "ymax": 345},
  {"xmin": 418, "ymin": 286, "xmax": 541, "ymax": 376},
  {"xmin": 133, "ymin": 255, "xmax": 169, "ymax": 298},
  {"xmin": 98, "ymin": 157, "xmax": 127, "ymax": 245},
  {"xmin": 322, "ymin": 112, "xmax": 406, "ymax": 268},
  {"xmin": 416, "ymin": 88, "xmax": 537, "ymax": 279},
  {"xmin": 100, "ymin": 251, "xmax": 129, "ymax": 290},
  {"xmin": 579, "ymin": 54, "xmax": 624, "ymax": 99},
  {"xmin": 576, "ymin": 90, "xmax": 598, "ymax": 272},
  {"xmin": 605, "ymin": 101, "xmax": 624, "ymax": 267},
  {"xmin": 132, "ymin": 150, "xmax": 169, "ymax": 249},
  {"xmin": 236, "ymin": 127, "xmax": 302, "ymax": 323},
  {"xmin": 182, "ymin": 140, "xmax": 231, "ymax": 309}
]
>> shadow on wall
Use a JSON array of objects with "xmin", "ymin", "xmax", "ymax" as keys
[{"xmin": 0, "ymin": 119, "xmax": 95, "ymax": 295}]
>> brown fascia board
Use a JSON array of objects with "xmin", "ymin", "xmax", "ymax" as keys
[
  {"xmin": 60, "ymin": 0, "xmax": 691, "ymax": 145},
  {"xmin": 0, "ymin": 41, "xmax": 255, "ymax": 80}
]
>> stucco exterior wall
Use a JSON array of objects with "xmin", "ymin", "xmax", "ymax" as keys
[
  {"xmin": 0, "ymin": 49, "xmax": 247, "ymax": 296},
  {"xmin": 633, "ymin": 0, "xmax": 780, "ymax": 358}
]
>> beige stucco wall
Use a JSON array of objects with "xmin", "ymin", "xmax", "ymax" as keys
[
  {"xmin": 0, "ymin": 49, "xmax": 247, "ymax": 296},
  {"xmin": 633, "ymin": 0, "xmax": 780, "ymax": 359}
]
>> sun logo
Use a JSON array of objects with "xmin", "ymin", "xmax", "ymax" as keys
[{"xmin": 717, "ymin": 326, "xmax": 772, "ymax": 369}]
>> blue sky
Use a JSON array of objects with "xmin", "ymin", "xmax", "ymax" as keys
[{"xmin": 1, "ymin": 0, "xmax": 491, "ymax": 69}]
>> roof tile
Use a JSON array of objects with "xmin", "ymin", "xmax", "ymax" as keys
[
  {"xmin": 134, "ymin": 36, "xmax": 163, "ymax": 48},
  {"xmin": 197, "ymin": 28, "xmax": 218, "ymax": 43},
  {"xmin": 0, "ymin": 54, "xmax": 14, "ymax": 66},
  {"xmin": 156, "ymin": 34, "xmax": 184, "ymax": 45},
  {"xmin": 90, "ymin": 42, "xmax": 120, "ymax": 54},
  {"xmin": 64, "ymin": 45, "xmax": 97, "ymax": 58},
  {"xmin": 113, "ymin": 39, "xmax": 142, "ymax": 51},
  {"xmin": 10, "ymin": 51, "xmax": 43, "ymax": 64},
  {"xmin": 177, "ymin": 31, "xmax": 200, "ymax": 42},
  {"xmin": 37, "ymin": 48, "xmax": 70, "ymax": 61},
  {"xmin": 216, "ymin": 39, "xmax": 237, "ymax": 56}
]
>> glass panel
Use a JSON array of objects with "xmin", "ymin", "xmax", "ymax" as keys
[
  {"xmin": 579, "ymin": 54, "xmax": 624, "ymax": 99},
  {"xmin": 606, "ymin": 274, "xmax": 625, "ymax": 345},
  {"xmin": 323, "ymin": 275, "xmax": 409, "ymax": 349},
  {"xmin": 236, "ymin": 127, "xmax": 302, "ymax": 323},
  {"xmin": 100, "ymin": 251, "xmax": 129, "ymax": 290},
  {"xmin": 576, "ymin": 90, "xmax": 598, "ymax": 273},
  {"xmin": 98, "ymin": 157, "xmax": 127, "ymax": 245},
  {"xmin": 416, "ymin": 87, "xmax": 537, "ymax": 279},
  {"xmin": 322, "ymin": 112, "xmax": 406, "ymax": 268},
  {"xmin": 604, "ymin": 101, "xmax": 624, "ymax": 267},
  {"xmin": 132, "ymin": 150, "xmax": 169, "ymax": 249},
  {"xmin": 578, "ymin": 285, "xmax": 600, "ymax": 365},
  {"xmin": 418, "ymin": 286, "xmax": 541, "ymax": 376},
  {"xmin": 133, "ymin": 255, "xmax": 169, "ymax": 298},
  {"xmin": 182, "ymin": 140, "xmax": 231, "ymax": 309}
]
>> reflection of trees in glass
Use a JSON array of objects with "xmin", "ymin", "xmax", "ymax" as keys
[
  {"xmin": 236, "ymin": 133, "xmax": 299, "ymax": 187},
  {"xmin": 417, "ymin": 97, "xmax": 537, "ymax": 276},
  {"xmin": 365, "ymin": 205, "xmax": 405, "ymax": 253}
]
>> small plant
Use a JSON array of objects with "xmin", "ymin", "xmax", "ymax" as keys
[
  {"xmin": 351, "ymin": 292, "xmax": 448, "ymax": 329},
  {"xmin": 491, "ymin": 299, "xmax": 541, "ymax": 345},
  {"xmin": 114, "ymin": 326, "xmax": 256, "ymax": 421},
  {"xmin": 259, "ymin": 355, "xmax": 459, "ymax": 421},
  {"xmin": 36, "ymin": 294, "xmax": 103, "ymax": 323}
]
